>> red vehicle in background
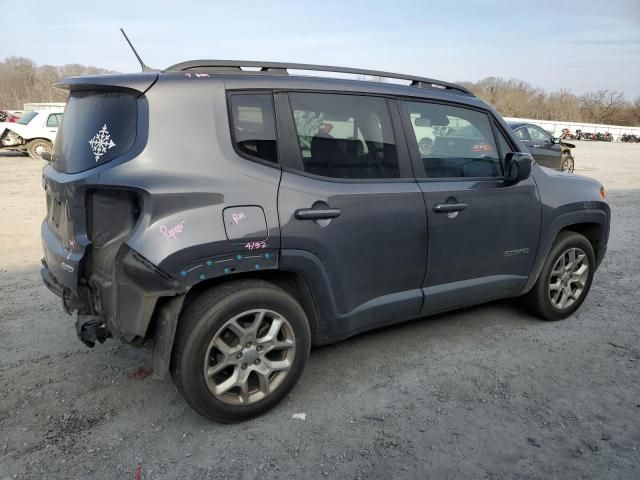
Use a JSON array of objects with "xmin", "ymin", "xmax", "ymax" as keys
[{"xmin": 0, "ymin": 110, "xmax": 24, "ymax": 123}]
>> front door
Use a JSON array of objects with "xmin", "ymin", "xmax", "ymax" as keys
[
  {"xmin": 526, "ymin": 124, "xmax": 562, "ymax": 169},
  {"xmin": 275, "ymin": 92, "xmax": 428, "ymax": 339},
  {"xmin": 400, "ymin": 100, "xmax": 542, "ymax": 314}
]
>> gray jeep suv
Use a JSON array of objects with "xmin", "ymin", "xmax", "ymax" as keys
[{"xmin": 40, "ymin": 61, "xmax": 610, "ymax": 422}]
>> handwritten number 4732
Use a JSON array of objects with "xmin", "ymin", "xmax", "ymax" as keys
[{"xmin": 245, "ymin": 241, "xmax": 267, "ymax": 251}]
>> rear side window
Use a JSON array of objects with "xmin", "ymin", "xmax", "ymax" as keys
[
  {"xmin": 404, "ymin": 101, "xmax": 502, "ymax": 178},
  {"xmin": 52, "ymin": 91, "xmax": 137, "ymax": 174},
  {"xmin": 289, "ymin": 93, "xmax": 400, "ymax": 179},
  {"xmin": 229, "ymin": 94, "xmax": 278, "ymax": 164}
]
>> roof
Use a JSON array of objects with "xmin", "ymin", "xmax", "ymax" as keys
[{"xmin": 54, "ymin": 64, "xmax": 492, "ymax": 111}]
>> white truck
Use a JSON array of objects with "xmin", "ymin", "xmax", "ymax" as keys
[
  {"xmin": 0, "ymin": 107, "xmax": 64, "ymax": 160},
  {"xmin": 23, "ymin": 102, "xmax": 66, "ymax": 113}
]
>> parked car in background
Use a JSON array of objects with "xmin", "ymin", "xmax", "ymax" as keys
[
  {"xmin": 509, "ymin": 122, "xmax": 575, "ymax": 172},
  {"xmin": 0, "ymin": 111, "xmax": 63, "ymax": 160}
]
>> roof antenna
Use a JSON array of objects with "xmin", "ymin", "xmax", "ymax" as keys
[{"xmin": 120, "ymin": 28, "xmax": 156, "ymax": 72}]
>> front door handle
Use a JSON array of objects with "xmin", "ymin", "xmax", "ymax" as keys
[
  {"xmin": 433, "ymin": 202, "xmax": 468, "ymax": 213},
  {"xmin": 295, "ymin": 208, "xmax": 341, "ymax": 220}
]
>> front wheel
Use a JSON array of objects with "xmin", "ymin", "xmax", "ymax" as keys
[
  {"xmin": 561, "ymin": 155, "xmax": 575, "ymax": 173},
  {"xmin": 524, "ymin": 231, "xmax": 595, "ymax": 321},
  {"xmin": 171, "ymin": 279, "xmax": 311, "ymax": 423},
  {"xmin": 26, "ymin": 139, "xmax": 53, "ymax": 161}
]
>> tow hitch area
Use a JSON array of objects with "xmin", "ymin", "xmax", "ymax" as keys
[{"xmin": 76, "ymin": 315, "xmax": 110, "ymax": 348}]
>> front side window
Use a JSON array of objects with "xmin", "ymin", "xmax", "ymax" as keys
[
  {"xmin": 514, "ymin": 127, "xmax": 530, "ymax": 142},
  {"xmin": 229, "ymin": 94, "xmax": 278, "ymax": 164},
  {"xmin": 526, "ymin": 125, "xmax": 552, "ymax": 144},
  {"xmin": 46, "ymin": 113, "xmax": 62, "ymax": 127},
  {"xmin": 405, "ymin": 101, "xmax": 502, "ymax": 178},
  {"xmin": 289, "ymin": 93, "xmax": 399, "ymax": 179}
]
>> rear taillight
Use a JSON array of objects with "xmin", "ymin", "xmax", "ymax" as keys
[{"xmin": 87, "ymin": 189, "xmax": 142, "ymax": 245}]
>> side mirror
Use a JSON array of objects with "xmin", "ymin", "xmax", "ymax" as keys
[
  {"xmin": 40, "ymin": 152, "xmax": 52, "ymax": 162},
  {"xmin": 552, "ymin": 137, "xmax": 561, "ymax": 144},
  {"xmin": 505, "ymin": 152, "xmax": 533, "ymax": 183}
]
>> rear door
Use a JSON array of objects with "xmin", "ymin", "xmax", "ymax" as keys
[
  {"xmin": 400, "ymin": 100, "xmax": 541, "ymax": 314},
  {"xmin": 275, "ymin": 92, "xmax": 428, "ymax": 339}
]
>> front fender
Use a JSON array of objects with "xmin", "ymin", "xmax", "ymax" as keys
[{"xmin": 522, "ymin": 208, "xmax": 610, "ymax": 293}]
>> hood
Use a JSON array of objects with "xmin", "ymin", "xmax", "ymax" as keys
[{"xmin": 537, "ymin": 164, "xmax": 604, "ymax": 193}]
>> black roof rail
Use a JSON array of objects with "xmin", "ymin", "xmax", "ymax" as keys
[{"xmin": 164, "ymin": 60, "xmax": 473, "ymax": 96}]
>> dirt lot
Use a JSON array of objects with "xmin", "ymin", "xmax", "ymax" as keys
[{"xmin": 0, "ymin": 142, "xmax": 639, "ymax": 479}]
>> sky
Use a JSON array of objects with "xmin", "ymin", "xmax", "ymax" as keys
[{"xmin": 1, "ymin": 0, "xmax": 639, "ymax": 98}]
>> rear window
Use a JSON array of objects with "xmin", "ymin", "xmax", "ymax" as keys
[
  {"xmin": 52, "ymin": 91, "xmax": 137, "ymax": 174},
  {"xmin": 16, "ymin": 111, "xmax": 37, "ymax": 125}
]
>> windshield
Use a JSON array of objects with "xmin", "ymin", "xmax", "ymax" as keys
[{"xmin": 16, "ymin": 111, "xmax": 38, "ymax": 125}]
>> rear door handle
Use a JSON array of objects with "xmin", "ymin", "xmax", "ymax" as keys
[
  {"xmin": 295, "ymin": 208, "xmax": 341, "ymax": 220},
  {"xmin": 433, "ymin": 202, "xmax": 468, "ymax": 213}
]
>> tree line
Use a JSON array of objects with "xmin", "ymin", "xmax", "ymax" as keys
[
  {"xmin": 2, "ymin": 56, "xmax": 639, "ymax": 126},
  {"xmin": 459, "ymin": 77, "xmax": 640, "ymax": 126},
  {"xmin": 0, "ymin": 57, "xmax": 110, "ymax": 110}
]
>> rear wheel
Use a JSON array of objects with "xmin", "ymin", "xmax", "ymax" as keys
[
  {"xmin": 26, "ymin": 139, "xmax": 52, "ymax": 161},
  {"xmin": 561, "ymin": 154, "xmax": 575, "ymax": 173},
  {"xmin": 525, "ymin": 231, "xmax": 595, "ymax": 320},
  {"xmin": 171, "ymin": 279, "xmax": 311, "ymax": 423}
]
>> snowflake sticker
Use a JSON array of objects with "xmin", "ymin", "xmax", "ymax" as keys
[{"xmin": 88, "ymin": 124, "xmax": 116, "ymax": 162}]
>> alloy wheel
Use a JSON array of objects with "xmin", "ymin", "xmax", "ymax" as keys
[
  {"xmin": 548, "ymin": 247, "xmax": 589, "ymax": 310},
  {"xmin": 203, "ymin": 309, "xmax": 296, "ymax": 405},
  {"xmin": 562, "ymin": 157, "xmax": 574, "ymax": 173}
]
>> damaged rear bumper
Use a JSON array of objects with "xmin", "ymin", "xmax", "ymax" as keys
[
  {"xmin": 41, "ymin": 228, "xmax": 184, "ymax": 347},
  {"xmin": 41, "ymin": 259, "xmax": 109, "ymax": 347}
]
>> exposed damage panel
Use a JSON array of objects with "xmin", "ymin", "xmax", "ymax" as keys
[
  {"xmin": 40, "ymin": 74, "xmax": 282, "ymax": 352},
  {"xmin": 1, "ymin": 129, "xmax": 25, "ymax": 148}
]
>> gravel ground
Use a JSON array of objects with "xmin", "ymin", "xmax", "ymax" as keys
[{"xmin": 0, "ymin": 142, "xmax": 639, "ymax": 479}]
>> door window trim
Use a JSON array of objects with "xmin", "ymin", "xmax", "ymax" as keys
[
  {"xmin": 398, "ymin": 98, "xmax": 513, "ymax": 182},
  {"xmin": 276, "ymin": 91, "xmax": 415, "ymax": 183}
]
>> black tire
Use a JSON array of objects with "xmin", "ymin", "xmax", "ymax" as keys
[
  {"xmin": 171, "ymin": 279, "xmax": 311, "ymax": 423},
  {"xmin": 561, "ymin": 154, "xmax": 575, "ymax": 173},
  {"xmin": 525, "ymin": 231, "xmax": 595, "ymax": 321},
  {"xmin": 26, "ymin": 139, "xmax": 52, "ymax": 160}
]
